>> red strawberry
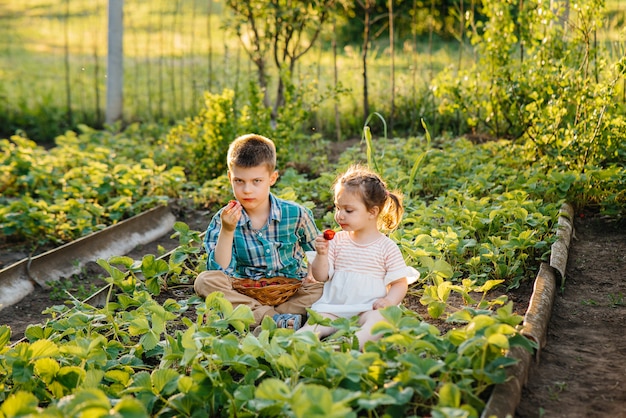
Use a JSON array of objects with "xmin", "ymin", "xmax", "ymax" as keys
[{"xmin": 323, "ymin": 229, "xmax": 335, "ymax": 240}]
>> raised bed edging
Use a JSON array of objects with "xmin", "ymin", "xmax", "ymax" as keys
[
  {"xmin": 0, "ymin": 205, "xmax": 175, "ymax": 312},
  {"xmin": 481, "ymin": 203, "xmax": 574, "ymax": 418}
]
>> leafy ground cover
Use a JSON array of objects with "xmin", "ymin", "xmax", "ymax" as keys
[
  {"xmin": 1, "ymin": 128, "xmax": 624, "ymax": 416},
  {"xmin": 1, "ymin": 212, "xmax": 625, "ymax": 417}
]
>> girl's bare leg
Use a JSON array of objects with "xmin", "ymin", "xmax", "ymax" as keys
[
  {"xmin": 297, "ymin": 312, "xmax": 339, "ymax": 339},
  {"xmin": 355, "ymin": 310, "xmax": 385, "ymax": 350}
]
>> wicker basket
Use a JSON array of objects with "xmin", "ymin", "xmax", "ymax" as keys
[{"xmin": 232, "ymin": 277, "xmax": 302, "ymax": 305}]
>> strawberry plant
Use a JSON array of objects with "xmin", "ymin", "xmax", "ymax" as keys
[
  {"xmin": 0, "ymin": 130, "xmax": 186, "ymax": 248},
  {"xmin": 0, "ymin": 256, "xmax": 534, "ymax": 417}
]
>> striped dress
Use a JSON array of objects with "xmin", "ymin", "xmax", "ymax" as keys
[{"xmin": 310, "ymin": 230, "xmax": 418, "ymax": 318}]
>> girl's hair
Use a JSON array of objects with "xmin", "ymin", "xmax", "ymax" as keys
[
  {"xmin": 227, "ymin": 133, "xmax": 276, "ymax": 171},
  {"xmin": 333, "ymin": 164, "xmax": 404, "ymax": 231}
]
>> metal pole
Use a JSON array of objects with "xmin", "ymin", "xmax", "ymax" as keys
[{"xmin": 106, "ymin": 0, "xmax": 123, "ymax": 125}]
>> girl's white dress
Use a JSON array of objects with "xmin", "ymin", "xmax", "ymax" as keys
[{"xmin": 310, "ymin": 231, "xmax": 419, "ymax": 318}]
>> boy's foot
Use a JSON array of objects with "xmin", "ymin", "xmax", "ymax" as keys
[{"xmin": 273, "ymin": 313, "xmax": 302, "ymax": 330}]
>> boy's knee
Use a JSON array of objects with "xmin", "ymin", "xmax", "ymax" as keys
[{"xmin": 194, "ymin": 270, "xmax": 230, "ymax": 297}]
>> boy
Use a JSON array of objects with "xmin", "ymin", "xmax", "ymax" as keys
[{"xmin": 193, "ymin": 133, "xmax": 323, "ymax": 330}]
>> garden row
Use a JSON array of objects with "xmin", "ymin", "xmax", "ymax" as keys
[{"xmin": 3, "ymin": 116, "xmax": 625, "ymax": 415}]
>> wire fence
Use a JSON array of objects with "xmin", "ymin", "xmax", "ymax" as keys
[
  {"xmin": 0, "ymin": 0, "xmax": 250, "ymax": 131},
  {"xmin": 1, "ymin": 0, "xmax": 624, "ymax": 140}
]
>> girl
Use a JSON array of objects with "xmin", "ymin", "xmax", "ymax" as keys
[{"xmin": 298, "ymin": 164, "xmax": 418, "ymax": 350}]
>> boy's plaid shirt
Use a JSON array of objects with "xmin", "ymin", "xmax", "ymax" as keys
[{"xmin": 204, "ymin": 193, "xmax": 319, "ymax": 280}]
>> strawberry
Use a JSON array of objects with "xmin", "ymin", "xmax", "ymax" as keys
[{"xmin": 323, "ymin": 229, "xmax": 335, "ymax": 240}]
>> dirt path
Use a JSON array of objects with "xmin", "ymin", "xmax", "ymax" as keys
[{"xmin": 515, "ymin": 217, "xmax": 626, "ymax": 418}]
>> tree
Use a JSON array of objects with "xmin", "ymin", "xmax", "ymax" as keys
[{"xmin": 224, "ymin": 0, "xmax": 339, "ymax": 118}]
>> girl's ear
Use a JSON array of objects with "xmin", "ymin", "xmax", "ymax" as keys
[{"xmin": 369, "ymin": 206, "xmax": 380, "ymax": 218}]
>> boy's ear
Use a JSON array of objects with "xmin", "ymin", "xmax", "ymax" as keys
[{"xmin": 270, "ymin": 170, "xmax": 279, "ymax": 186}]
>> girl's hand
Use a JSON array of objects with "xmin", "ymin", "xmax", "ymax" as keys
[
  {"xmin": 221, "ymin": 200, "xmax": 242, "ymax": 232},
  {"xmin": 373, "ymin": 297, "xmax": 393, "ymax": 310},
  {"xmin": 314, "ymin": 235, "xmax": 330, "ymax": 255},
  {"xmin": 302, "ymin": 271, "xmax": 319, "ymax": 284}
]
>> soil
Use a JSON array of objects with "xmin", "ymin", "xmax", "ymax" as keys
[
  {"xmin": 515, "ymin": 216, "xmax": 626, "ymax": 418},
  {"xmin": 1, "ymin": 201, "xmax": 625, "ymax": 416}
]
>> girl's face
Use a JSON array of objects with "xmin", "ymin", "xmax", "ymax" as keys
[
  {"xmin": 333, "ymin": 186, "xmax": 379, "ymax": 233},
  {"xmin": 228, "ymin": 165, "xmax": 278, "ymax": 212}
]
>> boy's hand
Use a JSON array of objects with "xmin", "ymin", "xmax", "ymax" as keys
[{"xmin": 221, "ymin": 200, "xmax": 242, "ymax": 232}]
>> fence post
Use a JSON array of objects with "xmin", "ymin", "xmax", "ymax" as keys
[{"xmin": 106, "ymin": 0, "xmax": 123, "ymax": 125}]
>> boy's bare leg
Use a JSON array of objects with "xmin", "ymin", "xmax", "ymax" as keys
[{"xmin": 193, "ymin": 270, "xmax": 278, "ymax": 326}]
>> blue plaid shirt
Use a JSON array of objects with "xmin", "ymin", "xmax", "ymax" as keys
[{"xmin": 204, "ymin": 193, "xmax": 319, "ymax": 280}]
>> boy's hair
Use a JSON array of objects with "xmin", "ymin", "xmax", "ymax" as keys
[
  {"xmin": 334, "ymin": 164, "xmax": 404, "ymax": 231},
  {"xmin": 227, "ymin": 134, "xmax": 277, "ymax": 171}
]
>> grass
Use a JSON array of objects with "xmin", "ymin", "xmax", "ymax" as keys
[
  {"xmin": 0, "ymin": 0, "xmax": 468, "ymax": 141},
  {"xmin": 1, "ymin": 0, "xmax": 626, "ymax": 142}
]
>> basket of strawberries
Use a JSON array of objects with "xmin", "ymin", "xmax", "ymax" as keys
[{"xmin": 232, "ymin": 277, "xmax": 302, "ymax": 306}]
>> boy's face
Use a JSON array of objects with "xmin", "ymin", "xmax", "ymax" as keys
[{"xmin": 228, "ymin": 165, "xmax": 278, "ymax": 212}]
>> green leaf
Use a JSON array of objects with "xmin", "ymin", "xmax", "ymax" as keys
[
  {"xmin": 438, "ymin": 382, "xmax": 461, "ymax": 408},
  {"xmin": 129, "ymin": 317, "xmax": 150, "ymax": 336},
  {"xmin": 291, "ymin": 384, "xmax": 354, "ymax": 418},
  {"xmin": 0, "ymin": 325, "xmax": 11, "ymax": 349},
  {"xmin": 113, "ymin": 397, "xmax": 149, "ymax": 418},
  {"xmin": 83, "ymin": 369, "xmax": 106, "ymax": 389},
  {"xmin": 152, "ymin": 368, "xmax": 180, "ymax": 395},
  {"xmin": 128, "ymin": 371, "xmax": 153, "ymax": 393},
  {"xmin": 170, "ymin": 247, "xmax": 188, "ymax": 264},
  {"xmin": 28, "ymin": 339, "xmax": 60, "ymax": 359},
  {"xmin": 57, "ymin": 366, "xmax": 85, "ymax": 390},
  {"xmin": 97, "ymin": 258, "xmax": 129, "ymax": 281},
  {"xmin": 476, "ymin": 279, "xmax": 504, "ymax": 293},
  {"xmin": 34, "ymin": 358, "xmax": 60, "ymax": 383},
  {"xmin": 108, "ymin": 255, "xmax": 135, "ymax": 268},
  {"xmin": 105, "ymin": 369, "xmax": 132, "ymax": 385},
  {"xmin": 467, "ymin": 314, "xmax": 496, "ymax": 333},
  {"xmin": 379, "ymin": 305, "xmax": 403, "ymax": 324},
  {"xmin": 256, "ymin": 378, "xmax": 291, "ymax": 402},
  {"xmin": 177, "ymin": 375, "xmax": 195, "ymax": 394},
  {"xmin": 487, "ymin": 333, "xmax": 510, "ymax": 350},
  {"xmin": 139, "ymin": 330, "xmax": 159, "ymax": 351},
  {"xmin": 141, "ymin": 254, "xmax": 170, "ymax": 278},
  {"xmin": 356, "ymin": 392, "xmax": 399, "ymax": 410},
  {"xmin": 427, "ymin": 301, "xmax": 446, "ymax": 319},
  {"xmin": 55, "ymin": 388, "xmax": 111, "ymax": 416},
  {"xmin": 0, "ymin": 391, "xmax": 39, "ymax": 416},
  {"xmin": 433, "ymin": 259, "xmax": 454, "ymax": 279}
]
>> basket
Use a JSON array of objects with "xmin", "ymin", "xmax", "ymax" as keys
[{"xmin": 232, "ymin": 277, "xmax": 302, "ymax": 306}]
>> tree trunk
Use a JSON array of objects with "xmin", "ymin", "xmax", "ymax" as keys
[
  {"xmin": 389, "ymin": 0, "xmax": 395, "ymax": 134},
  {"xmin": 362, "ymin": 3, "xmax": 371, "ymax": 124},
  {"xmin": 333, "ymin": 17, "xmax": 341, "ymax": 142}
]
